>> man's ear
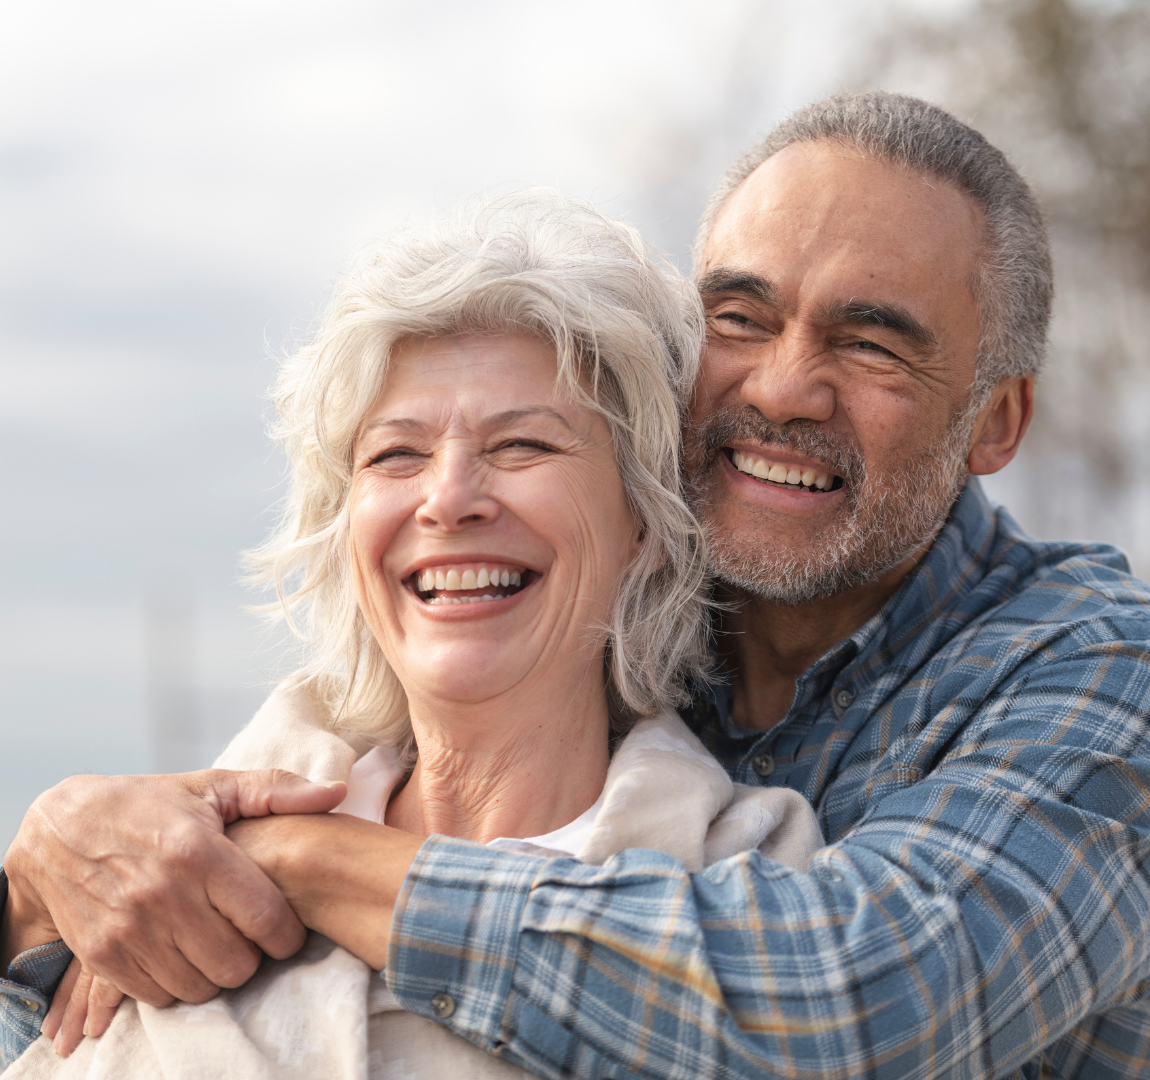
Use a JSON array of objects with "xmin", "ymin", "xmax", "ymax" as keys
[{"xmin": 967, "ymin": 375, "xmax": 1035, "ymax": 476}]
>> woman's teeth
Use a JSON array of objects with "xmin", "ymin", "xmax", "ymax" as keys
[
  {"xmin": 426, "ymin": 594, "xmax": 508, "ymax": 605},
  {"xmin": 730, "ymin": 450, "xmax": 832, "ymax": 491},
  {"xmin": 415, "ymin": 565, "xmax": 525, "ymax": 603},
  {"xmin": 416, "ymin": 566, "xmax": 523, "ymax": 592}
]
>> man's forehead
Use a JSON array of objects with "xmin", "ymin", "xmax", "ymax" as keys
[{"xmin": 701, "ymin": 140, "xmax": 986, "ymax": 292}]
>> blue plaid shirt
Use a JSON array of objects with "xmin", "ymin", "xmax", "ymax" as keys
[
  {"xmin": 383, "ymin": 480, "xmax": 1150, "ymax": 1079},
  {"xmin": 5, "ymin": 480, "xmax": 1150, "ymax": 1078}
]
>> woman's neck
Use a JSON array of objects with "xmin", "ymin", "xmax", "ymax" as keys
[{"xmin": 384, "ymin": 680, "xmax": 611, "ymax": 844}]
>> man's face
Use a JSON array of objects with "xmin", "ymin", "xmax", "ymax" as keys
[{"xmin": 687, "ymin": 140, "xmax": 986, "ymax": 605}]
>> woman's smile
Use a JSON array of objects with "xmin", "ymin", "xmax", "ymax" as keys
[{"xmin": 404, "ymin": 560, "xmax": 539, "ymax": 612}]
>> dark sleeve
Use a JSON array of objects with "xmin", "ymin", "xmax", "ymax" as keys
[{"xmin": 0, "ymin": 867, "xmax": 73, "ymax": 1069}]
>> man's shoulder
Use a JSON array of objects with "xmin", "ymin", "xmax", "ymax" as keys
[
  {"xmin": 971, "ymin": 515, "xmax": 1150, "ymax": 647},
  {"xmin": 912, "ymin": 514, "xmax": 1150, "ymax": 724}
]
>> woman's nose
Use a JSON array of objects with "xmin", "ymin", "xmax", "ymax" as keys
[{"xmin": 414, "ymin": 456, "xmax": 500, "ymax": 531}]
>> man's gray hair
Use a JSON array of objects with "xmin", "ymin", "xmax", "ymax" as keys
[
  {"xmin": 251, "ymin": 190, "xmax": 710, "ymax": 753},
  {"xmin": 694, "ymin": 91, "xmax": 1054, "ymax": 399}
]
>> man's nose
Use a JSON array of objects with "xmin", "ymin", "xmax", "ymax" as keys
[
  {"xmin": 738, "ymin": 330, "xmax": 835, "ymax": 426},
  {"xmin": 414, "ymin": 453, "xmax": 500, "ymax": 531}
]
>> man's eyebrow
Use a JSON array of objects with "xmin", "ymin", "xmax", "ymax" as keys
[
  {"xmin": 824, "ymin": 300, "xmax": 939, "ymax": 351},
  {"xmin": 697, "ymin": 268, "xmax": 779, "ymax": 304}
]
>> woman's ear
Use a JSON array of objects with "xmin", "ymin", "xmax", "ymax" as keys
[{"xmin": 967, "ymin": 375, "xmax": 1035, "ymax": 476}]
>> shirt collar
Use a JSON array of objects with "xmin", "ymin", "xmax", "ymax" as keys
[{"xmin": 695, "ymin": 477, "xmax": 999, "ymax": 736}]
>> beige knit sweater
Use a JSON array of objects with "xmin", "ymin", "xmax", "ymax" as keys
[{"xmin": 8, "ymin": 685, "xmax": 824, "ymax": 1080}]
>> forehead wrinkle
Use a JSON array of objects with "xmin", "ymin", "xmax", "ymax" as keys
[{"xmin": 821, "ymin": 298, "xmax": 939, "ymax": 351}]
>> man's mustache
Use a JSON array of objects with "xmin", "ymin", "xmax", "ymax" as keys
[{"xmin": 691, "ymin": 406, "xmax": 867, "ymax": 490}]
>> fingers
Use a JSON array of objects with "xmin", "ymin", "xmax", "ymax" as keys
[
  {"xmin": 80, "ymin": 924, "xmax": 215, "ymax": 1007},
  {"xmin": 83, "ymin": 977, "xmax": 125, "ymax": 1040},
  {"xmin": 54, "ymin": 964, "xmax": 92, "ymax": 1057},
  {"xmin": 203, "ymin": 832, "xmax": 307, "ymax": 963},
  {"xmin": 196, "ymin": 769, "xmax": 346, "ymax": 823},
  {"xmin": 42, "ymin": 955, "xmax": 82, "ymax": 1041},
  {"xmin": 48, "ymin": 969, "xmax": 126, "ymax": 1057}
]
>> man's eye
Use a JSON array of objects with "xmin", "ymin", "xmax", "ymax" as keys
[{"xmin": 852, "ymin": 339, "xmax": 896, "ymax": 357}]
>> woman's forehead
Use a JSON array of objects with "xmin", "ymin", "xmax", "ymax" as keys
[{"xmin": 360, "ymin": 333, "xmax": 595, "ymax": 437}]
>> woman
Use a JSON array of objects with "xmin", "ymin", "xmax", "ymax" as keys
[{"xmin": 7, "ymin": 191, "xmax": 822, "ymax": 1079}]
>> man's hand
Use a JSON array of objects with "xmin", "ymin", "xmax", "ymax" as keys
[{"xmin": 2, "ymin": 769, "xmax": 346, "ymax": 1018}]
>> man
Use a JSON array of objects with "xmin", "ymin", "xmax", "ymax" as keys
[{"xmin": 4, "ymin": 92, "xmax": 1150, "ymax": 1077}]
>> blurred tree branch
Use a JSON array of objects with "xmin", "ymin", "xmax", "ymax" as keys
[{"xmin": 865, "ymin": 0, "xmax": 1150, "ymax": 565}]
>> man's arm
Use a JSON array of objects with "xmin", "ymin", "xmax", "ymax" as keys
[{"xmin": 376, "ymin": 663, "xmax": 1150, "ymax": 1079}]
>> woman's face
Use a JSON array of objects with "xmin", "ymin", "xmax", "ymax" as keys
[{"xmin": 349, "ymin": 334, "xmax": 640, "ymax": 711}]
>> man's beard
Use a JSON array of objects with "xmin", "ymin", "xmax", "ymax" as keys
[{"xmin": 684, "ymin": 406, "xmax": 974, "ymax": 606}]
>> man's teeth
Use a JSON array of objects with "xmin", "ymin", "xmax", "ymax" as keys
[
  {"xmin": 730, "ymin": 450, "xmax": 831, "ymax": 490},
  {"xmin": 416, "ymin": 566, "xmax": 523, "ymax": 592}
]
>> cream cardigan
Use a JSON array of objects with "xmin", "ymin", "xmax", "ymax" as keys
[{"xmin": 8, "ymin": 685, "xmax": 824, "ymax": 1080}]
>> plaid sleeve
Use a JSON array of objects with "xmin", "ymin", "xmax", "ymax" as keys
[
  {"xmin": 388, "ymin": 654, "xmax": 1150, "ymax": 1079},
  {"xmin": 0, "ymin": 868, "xmax": 73, "ymax": 1069}
]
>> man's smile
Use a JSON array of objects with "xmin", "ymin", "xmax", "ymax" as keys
[{"xmin": 724, "ymin": 447, "xmax": 844, "ymax": 493}]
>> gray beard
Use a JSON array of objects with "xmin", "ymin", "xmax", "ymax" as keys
[{"xmin": 684, "ymin": 407, "xmax": 974, "ymax": 607}]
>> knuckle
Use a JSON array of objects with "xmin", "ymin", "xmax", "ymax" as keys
[
  {"xmin": 139, "ymin": 988, "xmax": 176, "ymax": 1008},
  {"xmin": 241, "ymin": 902, "xmax": 284, "ymax": 941},
  {"xmin": 183, "ymin": 983, "xmax": 220, "ymax": 1006},
  {"xmin": 89, "ymin": 980, "xmax": 124, "ymax": 1009},
  {"xmin": 157, "ymin": 824, "xmax": 214, "ymax": 871},
  {"xmin": 214, "ymin": 950, "xmax": 261, "ymax": 989}
]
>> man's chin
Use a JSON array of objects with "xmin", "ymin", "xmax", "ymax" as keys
[{"xmin": 699, "ymin": 500, "xmax": 938, "ymax": 607}]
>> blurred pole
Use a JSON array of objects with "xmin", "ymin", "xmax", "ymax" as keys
[{"xmin": 145, "ymin": 591, "xmax": 202, "ymax": 773}]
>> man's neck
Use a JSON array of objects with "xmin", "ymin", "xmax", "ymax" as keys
[{"xmin": 716, "ymin": 549, "xmax": 927, "ymax": 732}]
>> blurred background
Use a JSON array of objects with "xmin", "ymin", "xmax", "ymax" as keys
[{"xmin": 2, "ymin": 0, "xmax": 1147, "ymax": 852}]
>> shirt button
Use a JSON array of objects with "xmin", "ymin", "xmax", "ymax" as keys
[
  {"xmin": 20, "ymin": 998, "xmax": 40, "ymax": 1012},
  {"xmin": 834, "ymin": 688, "xmax": 854, "ymax": 709},
  {"xmin": 751, "ymin": 753, "xmax": 775, "ymax": 778},
  {"xmin": 430, "ymin": 992, "xmax": 457, "ymax": 1019}
]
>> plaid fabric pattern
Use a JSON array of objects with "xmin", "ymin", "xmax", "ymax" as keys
[{"xmin": 388, "ymin": 480, "xmax": 1150, "ymax": 1079}]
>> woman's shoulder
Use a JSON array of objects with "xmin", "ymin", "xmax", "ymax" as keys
[
  {"xmin": 577, "ymin": 710, "xmax": 824, "ymax": 873},
  {"xmin": 213, "ymin": 681, "xmax": 373, "ymax": 782}
]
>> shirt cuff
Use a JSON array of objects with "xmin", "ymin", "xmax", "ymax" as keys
[
  {"xmin": 386, "ymin": 836, "xmax": 546, "ymax": 1056},
  {"xmin": 0, "ymin": 866, "xmax": 73, "ymax": 1069}
]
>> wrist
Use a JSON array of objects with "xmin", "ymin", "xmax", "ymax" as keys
[{"xmin": 0, "ymin": 872, "xmax": 58, "ymax": 972}]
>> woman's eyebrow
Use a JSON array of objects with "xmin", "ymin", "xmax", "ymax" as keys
[
  {"xmin": 361, "ymin": 416, "xmax": 425, "ymax": 435},
  {"xmin": 360, "ymin": 407, "xmax": 574, "ymax": 437},
  {"xmin": 489, "ymin": 406, "xmax": 574, "ymax": 431}
]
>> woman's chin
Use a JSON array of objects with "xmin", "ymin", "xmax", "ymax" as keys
[{"xmin": 398, "ymin": 644, "xmax": 536, "ymax": 703}]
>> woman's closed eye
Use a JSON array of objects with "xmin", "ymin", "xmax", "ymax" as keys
[
  {"xmin": 366, "ymin": 447, "xmax": 430, "ymax": 473},
  {"xmin": 489, "ymin": 438, "xmax": 560, "ymax": 460}
]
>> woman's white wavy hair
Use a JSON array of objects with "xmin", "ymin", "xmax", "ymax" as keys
[{"xmin": 250, "ymin": 189, "xmax": 711, "ymax": 753}]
